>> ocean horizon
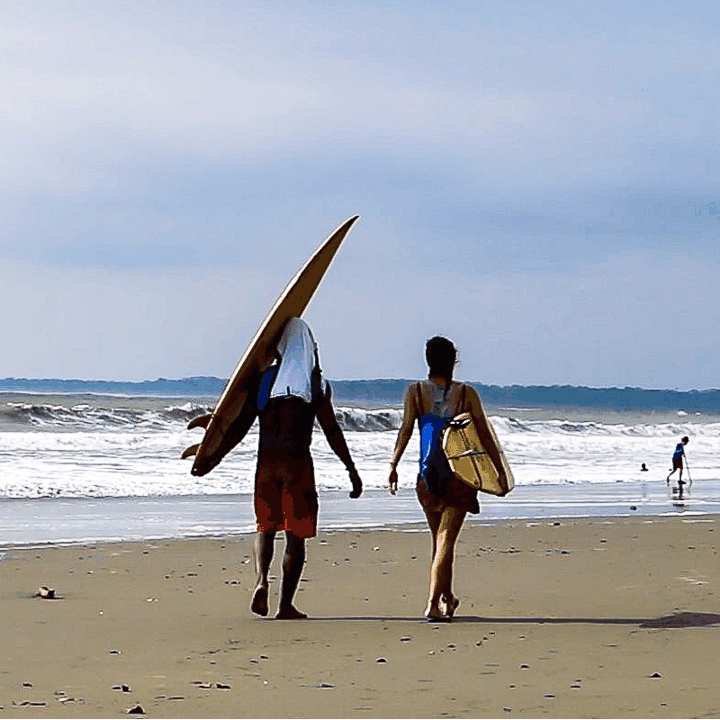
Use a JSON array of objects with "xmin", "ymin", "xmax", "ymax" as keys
[{"xmin": 3, "ymin": 377, "xmax": 720, "ymax": 411}]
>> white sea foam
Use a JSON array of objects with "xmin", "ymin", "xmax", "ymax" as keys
[{"xmin": 1, "ymin": 394, "xmax": 719, "ymax": 500}]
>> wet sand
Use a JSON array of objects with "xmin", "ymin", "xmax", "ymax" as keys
[{"xmin": 1, "ymin": 515, "xmax": 719, "ymax": 718}]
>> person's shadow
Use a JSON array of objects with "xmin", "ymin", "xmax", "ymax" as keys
[{"xmin": 307, "ymin": 611, "xmax": 720, "ymax": 628}]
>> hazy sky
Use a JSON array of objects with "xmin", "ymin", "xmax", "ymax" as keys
[{"xmin": 1, "ymin": 1, "xmax": 718, "ymax": 389}]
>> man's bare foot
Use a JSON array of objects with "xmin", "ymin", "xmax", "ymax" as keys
[
  {"xmin": 275, "ymin": 604, "xmax": 308, "ymax": 620},
  {"xmin": 251, "ymin": 585, "xmax": 269, "ymax": 617}
]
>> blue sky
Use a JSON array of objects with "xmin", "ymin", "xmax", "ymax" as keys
[{"xmin": 1, "ymin": 1, "xmax": 718, "ymax": 388}]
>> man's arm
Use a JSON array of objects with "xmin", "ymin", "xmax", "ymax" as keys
[{"xmin": 315, "ymin": 387, "xmax": 362, "ymax": 499}]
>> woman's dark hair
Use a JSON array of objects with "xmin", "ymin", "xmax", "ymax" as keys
[{"xmin": 425, "ymin": 336, "xmax": 457, "ymax": 381}]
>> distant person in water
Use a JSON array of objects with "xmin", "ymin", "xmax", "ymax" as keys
[
  {"xmin": 246, "ymin": 317, "xmax": 362, "ymax": 619},
  {"xmin": 641, "ymin": 463, "xmax": 648, "ymax": 472},
  {"xmin": 666, "ymin": 436, "xmax": 690, "ymax": 496},
  {"xmin": 388, "ymin": 336, "xmax": 510, "ymax": 622}
]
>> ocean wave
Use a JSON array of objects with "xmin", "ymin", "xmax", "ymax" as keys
[
  {"xmin": 333, "ymin": 408, "xmax": 403, "ymax": 431},
  {"xmin": 0, "ymin": 400, "xmax": 402, "ymax": 434},
  {"xmin": 491, "ymin": 416, "xmax": 720, "ymax": 438},
  {"xmin": 0, "ymin": 401, "xmax": 212, "ymax": 431},
  {"xmin": 4, "ymin": 399, "xmax": 720, "ymax": 440},
  {"xmin": 2, "ymin": 418, "xmax": 719, "ymax": 500}
]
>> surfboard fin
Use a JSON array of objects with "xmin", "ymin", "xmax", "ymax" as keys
[
  {"xmin": 181, "ymin": 443, "xmax": 200, "ymax": 460},
  {"xmin": 187, "ymin": 413, "xmax": 212, "ymax": 431}
]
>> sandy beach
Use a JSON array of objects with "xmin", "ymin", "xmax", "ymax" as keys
[{"xmin": 1, "ymin": 515, "xmax": 719, "ymax": 719}]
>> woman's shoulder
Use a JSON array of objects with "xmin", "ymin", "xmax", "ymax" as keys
[
  {"xmin": 403, "ymin": 380, "xmax": 423, "ymax": 404},
  {"xmin": 411, "ymin": 379, "xmax": 478, "ymax": 396},
  {"xmin": 408, "ymin": 379, "xmax": 481, "ymax": 406},
  {"xmin": 404, "ymin": 380, "xmax": 424, "ymax": 394},
  {"xmin": 455, "ymin": 382, "xmax": 482, "ymax": 412},
  {"xmin": 457, "ymin": 381, "xmax": 480, "ymax": 397}
]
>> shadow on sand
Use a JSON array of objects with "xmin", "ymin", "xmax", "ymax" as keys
[{"xmin": 306, "ymin": 611, "xmax": 720, "ymax": 628}]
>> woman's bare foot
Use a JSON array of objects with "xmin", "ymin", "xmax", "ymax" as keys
[
  {"xmin": 275, "ymin": 604, "xmax": 308, "ymax": 620},
  {"xmin": 251, "ymin": 585, "xmax": 269, "ymax": 617},
  {"xmin": 441, "ymin": 595, "xmax": 460, "ymax": 618},
  {"xmin": 425, "ymin": 602, "xmax": 448, "ymax": 622}
]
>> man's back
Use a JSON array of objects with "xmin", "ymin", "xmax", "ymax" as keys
[{"xmin": 258, "ymin": 396, "xmax": 317, "ymax": 459}]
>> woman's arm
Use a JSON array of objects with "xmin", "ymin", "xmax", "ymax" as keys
[{"xmin": 388, "ymin": 384, "xmax": 418, "ymax": 494}]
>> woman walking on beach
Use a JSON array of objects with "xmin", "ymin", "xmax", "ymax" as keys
[{"xmin": 388, "ymin": 336, "xmax": 510, "ymax": 621}]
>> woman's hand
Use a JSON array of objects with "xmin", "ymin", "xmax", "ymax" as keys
[{"xmin": 388, "ymin": 467, "xmax": 398, "ymax": 495}]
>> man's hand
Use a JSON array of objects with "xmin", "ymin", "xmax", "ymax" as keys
[
  {"xmin": 348, "ymin": 467, "xmax": 363, "ymax": 499},
  {"xmin": 388, "ymin": 467, "xmax": 398, "ymax": 495}
]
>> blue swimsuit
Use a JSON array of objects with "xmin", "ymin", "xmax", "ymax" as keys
[
  {"xmin": 414, "ymin": 382, "xmax": 479, "ymax": 514},
  {"xmin": 418, "ymin": 382, "xmax": 461, "ymax": 477}
]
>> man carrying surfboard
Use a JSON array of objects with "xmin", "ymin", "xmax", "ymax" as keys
[{"xmin": 249, "ymin": 317, "xmax": 362, "ymax": 619}]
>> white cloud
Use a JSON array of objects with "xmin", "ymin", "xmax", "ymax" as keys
[
  {"xmin": 1, "ymin": 1, "xmax": 719, "ymax": 387},
  {"xmin": 2, "ymin": 0, "xmax": 716, "ymax": 195}
]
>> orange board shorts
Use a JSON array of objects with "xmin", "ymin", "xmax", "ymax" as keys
[{"xmin": 254, "ymin": 453, "xmax": 319, "ymax": 538}]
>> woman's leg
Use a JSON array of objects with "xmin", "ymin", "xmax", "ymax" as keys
[
  {"xmin": 426, "ymin": 506, "xmax": 466, "ymax": 618},
  {"xmin": 422, "ymin": 507, "xmax": 442, "ymax": 618},
  {"xmin": 423, "ymin": 506, "xmax": 442, "ymax": 561}
]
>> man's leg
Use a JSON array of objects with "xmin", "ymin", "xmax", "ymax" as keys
[
  {"xmin": 275, "ymin": 451, "xmax": 316, "ymax": 619},
  {"xmin": 251, "ymin": 530, "xmax": 276, "ymax": 616},
  {"xmin": 276, "ymin": 531, "xmax": 307, "ymax": 619}
]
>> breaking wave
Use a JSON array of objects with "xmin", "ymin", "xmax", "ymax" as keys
[
  {"xmin": 3, "ymin": 399, "xmax": 720, "ymax": 439},
  {"xmin": 2, "ymin": 393, "xmax": 719, "ymax": 500}
]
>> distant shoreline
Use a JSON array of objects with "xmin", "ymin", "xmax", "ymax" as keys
[{"xmin": 2, "ymin": 377, "xmax": 720, "ymax": 411}]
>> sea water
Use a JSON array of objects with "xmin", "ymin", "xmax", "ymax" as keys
[{"xmin": 1, "ymin": 392, "xmax": 719, "ymax": 546}]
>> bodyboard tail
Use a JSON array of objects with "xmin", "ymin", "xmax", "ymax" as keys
[{"xmin": 442, "ymin": 412, "xmax": 514, "ymax": 496}]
